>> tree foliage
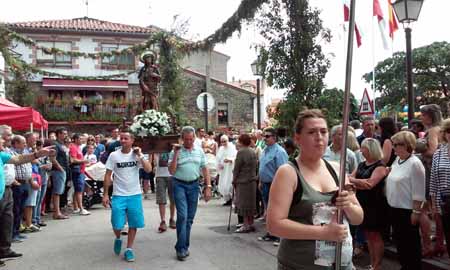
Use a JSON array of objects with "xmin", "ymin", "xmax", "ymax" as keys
[
  {"xmin": 363, "ymin": 41, "xmax": 450, "ymax": 115},
  {"xmin": 316, "ymin": 88, "xmax": 359, "ymax": 127},
  {"xmin": 256, "ymin": 0, "xmax": 331, "ymax": 128}
]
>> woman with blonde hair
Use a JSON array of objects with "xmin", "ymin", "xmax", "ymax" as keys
[
  {"xmin": 349, "ymin": 138, "xmax": 388, "ymax": 270},
  {"xmin": 386, "ymin": 131, "xmax": 426, "ymax": 270},
  {"xmin": 267, "ymin": 109, "xmax": 363, "ymax": 269}
]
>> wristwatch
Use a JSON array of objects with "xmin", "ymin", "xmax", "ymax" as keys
[{"xmin": 206, "ymin": 184, "xmax": 212, "ymax": 188}]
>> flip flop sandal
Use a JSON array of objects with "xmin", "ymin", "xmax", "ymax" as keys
[{"xmin": 158, "ymin": 222, "xmax": 167, "ymax": 233}]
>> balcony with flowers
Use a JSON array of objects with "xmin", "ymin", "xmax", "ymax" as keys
[{"xmin": 35, "ymin": 94, "xmax": 137, "ymax": 123}]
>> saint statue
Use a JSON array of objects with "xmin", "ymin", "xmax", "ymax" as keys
[{"xmin": 138, "ymin": 50, "xmax": 161, "ymax": 111}]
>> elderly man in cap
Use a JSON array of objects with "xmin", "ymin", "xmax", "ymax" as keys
[{"xmin": 138, "ymin": 50, "xmax": 161, "ymax": 111}]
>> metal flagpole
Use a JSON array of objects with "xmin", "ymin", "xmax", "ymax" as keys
[{"xmin": 335, "ymin": 0, "xmax": 356, "ymax": 269}]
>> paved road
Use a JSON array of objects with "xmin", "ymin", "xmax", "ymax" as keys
[{"xmin": 5, "ymin": 194, "xmax": 401, "ymax": 270}]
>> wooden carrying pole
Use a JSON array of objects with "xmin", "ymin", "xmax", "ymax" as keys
[{"xmin": 335, "ymin": 0, "xmax": 356, "ymax": 269}]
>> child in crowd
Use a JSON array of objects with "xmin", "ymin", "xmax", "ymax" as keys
[{"xmin": 84, "ymin": 144, "xmax": 98, "ymax": 166}]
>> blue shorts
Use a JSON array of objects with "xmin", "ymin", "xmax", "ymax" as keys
[
  {"xmin": 111, "ymin": 194, "xmax": 145, "ymax": 230},
  {"xmin": 72, "ymin": 171, "xmax": 86, "ymax": 193},
  {"xmin": 52, "ymin": 170, "xmax": 66, "ymax": 195},
  {"xmin": 24, "ymin": 182, "xmax": 38, "ymax": 207}
]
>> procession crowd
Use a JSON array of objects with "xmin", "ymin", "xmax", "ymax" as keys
[{"xmin": 0, "ymin": 104, "xmax": 449, "ymax": 269}]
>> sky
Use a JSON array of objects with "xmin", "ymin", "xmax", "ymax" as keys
[{"xmin": 1, "ymin": 0, "xmax": 450, "ymax": 105}]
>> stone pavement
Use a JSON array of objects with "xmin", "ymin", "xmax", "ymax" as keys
[{"xmin": 1, "ymin": 194, "xmax": 439, "ymax": 270}]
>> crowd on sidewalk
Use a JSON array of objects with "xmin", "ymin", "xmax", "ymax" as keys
[{"xmin": 1, "ymin": 104, "xmax": 450, "ymax": 269}]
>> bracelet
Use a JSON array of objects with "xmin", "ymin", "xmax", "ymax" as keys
[
  {"xmin": 206, "ymin": 184, "xmax": 212, "ymax": 188},
  {"xmin": 412, "ymin": 210, "xmax": 422, "ymax": 214}
]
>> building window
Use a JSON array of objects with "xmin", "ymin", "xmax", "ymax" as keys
[
  {"xmin": 36, "ymin": 42, "xmax": 72, "ymax": 67},
  {"xmin": 217, "ymin": 103, "xmax": 229, "ymax": 126},
  {"xmin": 101, "ymin": 44, "xmax": 135, "ymax": 70}
]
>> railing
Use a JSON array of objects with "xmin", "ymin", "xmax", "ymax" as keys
[{"xmin": 39, "ymin": 103, "xmax": 136, "ymax": 122}]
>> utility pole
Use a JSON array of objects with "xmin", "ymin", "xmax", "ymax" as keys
[{"xmin": 204, "ymin": 65, "xmax": 210, "ymax": 132}]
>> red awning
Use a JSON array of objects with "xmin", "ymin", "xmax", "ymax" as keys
[{"xmin": 42, "ymin": 78, "xmax": 128, "ymax": 91}]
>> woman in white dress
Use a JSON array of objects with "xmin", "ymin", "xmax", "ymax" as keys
[{"xmin": 216, "ymin": 135, "xmax": 237, "ymax": 205}]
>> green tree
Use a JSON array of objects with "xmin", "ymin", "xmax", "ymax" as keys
[
  {"xmin": 363, "ymin": 41, "xmax": 450, "ymax": 115},
  {"xmin": 5, "ymin": 71, "xmax": 34, "ymax": 107},
  {"xmin": 316, "ymin": 88, "xmax": 359, "ymax": 127},
  {"xmin": 256, "ymin": 0, "xmax": 331, "ymax": 128}
]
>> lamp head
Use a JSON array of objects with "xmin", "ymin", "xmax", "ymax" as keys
[{"xmin": 392, "ymin": 0, "xmax": 424, "ymax": 24}]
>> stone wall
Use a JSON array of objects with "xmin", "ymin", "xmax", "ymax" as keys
[{"xmin": 181, "ymin": 72, "xmax": 255, "ymax": 131}]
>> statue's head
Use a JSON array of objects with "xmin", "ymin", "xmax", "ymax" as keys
[{"xmin": 140, "ymin": 50, "xmax": 156, "ymax": 64}]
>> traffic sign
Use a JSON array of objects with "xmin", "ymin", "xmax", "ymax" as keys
[
  {"xmin": 196, "ymin": 92, "xmax": 215, "ymax": 112},
  {"xmin": 359, "ymin": 88, "xmax": 374, "ymax": 116}
]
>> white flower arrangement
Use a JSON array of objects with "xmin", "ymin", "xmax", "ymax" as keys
[{"xmin": 130, "ymin": 110, "xmax": 172, "ymax": 137}]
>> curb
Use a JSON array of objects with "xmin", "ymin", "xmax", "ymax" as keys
[{"xmin": 384, "ymin": 246, "xmax": 449, "ymax": 270}]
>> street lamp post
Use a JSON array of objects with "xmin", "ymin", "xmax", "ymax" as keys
[
  {"xmin": 251, "ymin": 59, "xmax": 262, "ymax": 130},
  {"xmin": 392, "ymin": 0, "xmax": 424, "ymax": 124}
]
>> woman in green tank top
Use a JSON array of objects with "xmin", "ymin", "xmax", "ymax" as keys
[{"xmin": 267, "ymin": 109, "xmax": 364, "ymax": 270}]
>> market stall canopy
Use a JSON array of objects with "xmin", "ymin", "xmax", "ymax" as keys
[
  {"xmin": 0, "ymin": 99, "xmax": 48, "ymax": 130},
  {"xmin": 0, "ymin": 97, "xmax": 21, "ymax": 108}
]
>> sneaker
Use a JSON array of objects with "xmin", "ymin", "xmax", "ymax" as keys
[
  {"xmin": 23, "ymin": 225, "xmax": 40, "ymax": 233},
  {"xmin": 124, "ymin": 249, "xmax": 135, "ymax": 262},
  {"xmin": 273, "ymin": 239, "xmax": 280, "ymax": 247},
  {"xmin": 176, "ymin": 251, "xmax": 187, "ymax": 261},
  {"xmin": 17, "ymin": 234, "xmax": 27, "ymax": 240},
  {"xmin": 19, "ymin": 224, "xmax": 26, "ymax": 233},
  {"xmin": 11, "ymin": 236, "xmax": 23, "ymax": 243},
  {"xmin": 38, "ymin": 222, "xmax": 47, "ymax": 227},
  {"xmin": 72, "ymin": 209, "xmax": 81, "ymax": 214},
  {"xmin": 257, "ymin": 233, "xmax": 273, "ymax": 242},
  {"xmin": 113, "ymin": 238, "xmax": 122, "ymax": 255},
  {"xmin": 80, "ymin": 209, "xmax": 91, "ymax": 216},
  {"xmin": 169, "ymin": 219, "xmax": 176, "ymax": 229}
]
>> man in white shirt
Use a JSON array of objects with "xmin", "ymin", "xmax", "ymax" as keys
[
  {"xmin": 194, "ymin": 128, "xmax": 205, "ymax": 150},
  {"xmin": 154, "ymin": 152, "xmax": 176, "ymax": 232},
  {"xmin": 102, "ymin": 130, "xmax": 152, "ymax": 262}
]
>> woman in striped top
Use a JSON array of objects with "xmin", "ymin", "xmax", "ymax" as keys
[{"xmin": 430, "ymin": 118, "xmax": 450, "ymax": 258}]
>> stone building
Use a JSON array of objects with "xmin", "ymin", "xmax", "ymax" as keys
[{"xmin": 5, "ymin": 17, "xmax": 255, "ymax": 133}]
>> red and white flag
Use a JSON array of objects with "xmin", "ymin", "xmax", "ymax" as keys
[
  {"xmin": 343, "ymin": 0, "xmax": 362, "ymax": 47},
  {"xmin": 373, "ymin": 0, "xmax": 390, "ymax": 50}
]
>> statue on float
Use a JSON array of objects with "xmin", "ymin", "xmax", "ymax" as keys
[{"xmin": 138, "ymin": 50, "xmax": 161, "ymax": 111}]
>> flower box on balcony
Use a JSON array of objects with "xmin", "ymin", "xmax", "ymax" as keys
[{"xmin": 133, "ymin": 135, "xmax": 179, "ymax": 153}]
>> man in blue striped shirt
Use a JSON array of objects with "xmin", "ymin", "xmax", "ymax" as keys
[{"xmin": 169, "ymin": 126, "xmax": 212, "ymax": 261}]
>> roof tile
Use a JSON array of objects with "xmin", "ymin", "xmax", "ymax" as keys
[{"xmin": 6, "ymin": 17, "xmax": 155, "ymax": 34}]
